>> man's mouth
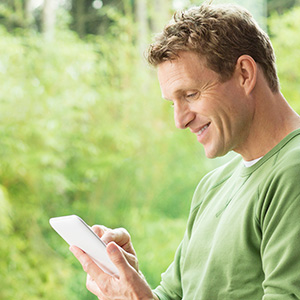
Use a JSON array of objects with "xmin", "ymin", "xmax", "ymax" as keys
[{"xmin": 197, "ymin": 123, "xmax": 211, "ymax": 135}]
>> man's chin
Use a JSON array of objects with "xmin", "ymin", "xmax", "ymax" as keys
[{"xmin": 203, "ymin": 146, "xmax": 228, "ymax": 159}]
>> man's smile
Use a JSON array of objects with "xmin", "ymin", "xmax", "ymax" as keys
[{"xmin": 196, "ymin": 123, "xmax": 211, "ymax": 136}]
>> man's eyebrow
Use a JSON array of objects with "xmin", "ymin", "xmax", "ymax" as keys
[{"xmin": 162, "ymin": 89, "xmax": 185, "ymax": 101}]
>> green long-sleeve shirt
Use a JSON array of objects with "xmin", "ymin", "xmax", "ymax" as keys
[{"xmin": 154, "ymin": 129, "xmax": 300, "ymax": 300}]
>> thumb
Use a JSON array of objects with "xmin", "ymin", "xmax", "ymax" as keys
[{"xmin": 107, "ymin": 242, "xmax": 131, "ymax": 275}]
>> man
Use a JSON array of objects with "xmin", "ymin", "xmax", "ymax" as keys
[{"xmin": 70, "ymin": 3, "xmax": 300, "ymax": 299}]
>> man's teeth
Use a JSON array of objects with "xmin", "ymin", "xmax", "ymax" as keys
[{"xmin": 197, "ymin": 124, "xmax": 209, "ymax": 135}]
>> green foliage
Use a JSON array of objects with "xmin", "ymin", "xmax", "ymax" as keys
[
  {"xmin": 267, "ymin": 0, "xmax": 300, "ymax": 15},
  {"xmin": 0, "ymin": 1, "xmax": 28, "ymax": 31},
  {"xmin": 0, "ymin": 21, "xmax": 209, "ymax": 298},
  {"xmin": 269, "ymin": 7, "xmax": 300, "ymax": 112},
  {"xmin": 1, "ymin": 4, "xmax": 300, "ymax": 299}
]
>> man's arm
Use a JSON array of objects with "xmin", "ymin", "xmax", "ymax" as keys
[{"xmin": 259, "ymin": 163, "xmax": 300, "ymax": 299}]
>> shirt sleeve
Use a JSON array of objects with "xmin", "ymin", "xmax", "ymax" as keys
[
  {"xmin": 258, "ymin": 165, "xmax": 300, "ymax": 299},
  {"xmin": 153, "ymin": 240, "xmax": 184, "ymax": 300},
  {"xmin": 153, "ymin": 174, "xmax": 211, "ymax": 300}
]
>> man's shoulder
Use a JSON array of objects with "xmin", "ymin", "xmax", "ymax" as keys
[
  {"xmin": 271, "ymin": 129, "xmax": 300, "ymax": 172},
  {"xmin": 191, "ymin": 154, "xmax": 242, "ymax": 206},
  {"xmin": 203, "ymin": 154, "xmax": 242, "ymax": 184},
  {"xmin": 258, "ymin": 130, "xmax": 300, "ymax": 193}
]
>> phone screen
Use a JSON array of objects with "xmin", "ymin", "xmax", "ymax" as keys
[{"xmin": 50, "ymin": 215, "xmax": 119, "ymax": 277}]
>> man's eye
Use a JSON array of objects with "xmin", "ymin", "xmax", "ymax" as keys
[{"xmin": 186, "ymin": 92, "xmax": 198, "ymax": 99}]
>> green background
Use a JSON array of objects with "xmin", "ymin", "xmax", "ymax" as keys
[{"xmin": 1, "ymin": 0, "xmax": 300, "ymax": 299}]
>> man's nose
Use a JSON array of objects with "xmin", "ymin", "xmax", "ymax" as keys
[{"xmin": 174, "ymin": 102, "xmax": 194, "ymax": 129}]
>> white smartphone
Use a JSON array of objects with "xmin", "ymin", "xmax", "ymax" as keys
[{"xmin": 49, "ymin": 215, "xmax": 119, "ymax": 277}]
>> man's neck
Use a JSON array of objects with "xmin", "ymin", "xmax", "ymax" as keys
[{"xmin": 235, "ymin": 90, "xmax": 300, "ymax": 161}]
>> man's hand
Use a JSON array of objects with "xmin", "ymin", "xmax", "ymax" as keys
[
  {"xmin": 69, "ymin": 226, "xmax": 158, "ymax": 300},
  {"xmin": 92, "ymin": 225, "xmax": 139, "ymax": 272}
]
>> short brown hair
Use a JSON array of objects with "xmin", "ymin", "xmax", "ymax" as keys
[{"xmin": 146, "ymin": 4, "xmax": 279, "ymax": 93}]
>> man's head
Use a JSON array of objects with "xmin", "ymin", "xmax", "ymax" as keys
[{"xmin": 147, "ymin": 3, "xmax": 279, "ymax": 93}]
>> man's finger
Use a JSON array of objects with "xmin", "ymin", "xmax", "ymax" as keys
[
  {"xmin": 106, "ymin": 242, "xmax": 134, "ymax": 278},
  {"xmin": 102, "ymin": 228, "xmax": 135, "ymax": 255},
  {"xmin": 91, "ymin": 225, "xmax": 108, "ymax": 238},
  {"xmin": 69, "ymin": 245, "xmax": 108, "ymax": 281}
]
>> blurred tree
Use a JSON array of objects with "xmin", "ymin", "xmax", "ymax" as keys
[
  {"xmin": 267, "ymin": 0, "xmax": 300, "ymax": 15},
  {"xmin": 24, "ymin": 0, "xmax": 36, "ymax": 25},
  {"xmin": 0, "ymin": 0, "xmax": 27, "ymax": 30},
  {"xmin": 269, "ymin": 6, "xmax": 300, "ymax": 112},
  {"xmin": 149, "ymin": 0, "xmax": 172, "ymax": 33},
  {"xmin": 1, "ymin": 1, "xmax": 300, "ymax": 299},
  {"xmin": 135, "ymin": 0, "xmax": 148, "ymax": 55},
  {"xmin": 1, "ymin": 0, "xmax": 299, "ymax": 38},
  {"xmin": 69, "ymin": 0, "xmax": 130, "ymax": 36},
  {"xmin": 73, "ymin": 0, "xmax": 85, "ymax": 37},
  {"xmin": 42, "ymin": 0, "xmax": 59, "ymax": 39},
  {"xmin": 205, "ymin": 0, "xmax": 267, "ymax": 29},
  {"xmin": 0, "ymin": 0, "xmax": 170, "ymax": 44}
]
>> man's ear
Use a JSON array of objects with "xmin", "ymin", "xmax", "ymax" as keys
[{"xmin": 235, "ymin": 55, "xmax": 257, "ymax": 95}]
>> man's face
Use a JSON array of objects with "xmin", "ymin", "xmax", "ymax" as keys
[{"xmin": 157, "ymin": 51, "xmax": 253, "ymax": 158}]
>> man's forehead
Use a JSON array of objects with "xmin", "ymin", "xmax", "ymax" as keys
[
  {"xmin": 157, "ymin": 52, "xmax": 208, "ymax": 77},
  {"xmin": 157, "ymin": 53, "xmax": 212, "ymax": 84}
]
